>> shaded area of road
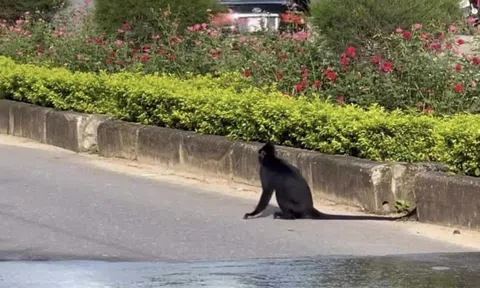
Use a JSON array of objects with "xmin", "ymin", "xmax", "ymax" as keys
[
  {"xmin": 0, "ymin": 139, "xmax": 477, "ymax": 262},
  {"xmin": 1, "ymin": 252, "xmax": 479, "ymax": 288}
]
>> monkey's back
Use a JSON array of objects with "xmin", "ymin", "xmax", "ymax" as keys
[{"xmin": 265, "ymin": 159, "xmax": 315, "ymax": 212}]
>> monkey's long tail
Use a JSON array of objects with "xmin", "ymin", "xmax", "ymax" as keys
[{"xmin": 309, "ymin": 207, "xmax": 417, "ymax": 221}]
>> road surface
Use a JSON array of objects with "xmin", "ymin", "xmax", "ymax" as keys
[{"xmin": 0, "ymin": 135, "xmax": 478, "ymax": 262}]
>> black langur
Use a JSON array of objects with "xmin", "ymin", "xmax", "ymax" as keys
[{"xmin": 243, "ymin": 142, "xmax": 417, "ymax": 221}]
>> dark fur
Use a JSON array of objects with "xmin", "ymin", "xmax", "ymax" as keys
[{"xmin": 243, "ymin": 142, "xmax": 417, "ymax": 221}]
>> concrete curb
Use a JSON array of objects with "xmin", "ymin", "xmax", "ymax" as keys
[{"xmin": 1, "ymin": 99, "xmax": 479, "ymax": 229}]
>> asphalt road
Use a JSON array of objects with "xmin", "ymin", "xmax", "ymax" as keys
[{"xmin": 0, "ymin": 139, "xmax": 476, "ymax": 262}]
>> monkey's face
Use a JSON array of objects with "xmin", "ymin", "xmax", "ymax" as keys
[{"xmin": 258, "ymin": 150, "xmax": 266, "ymax": 163}]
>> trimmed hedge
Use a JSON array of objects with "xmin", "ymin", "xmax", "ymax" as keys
[{"xmin": 0, "ymin": 56, "xmax": 479, "ymax": 177}]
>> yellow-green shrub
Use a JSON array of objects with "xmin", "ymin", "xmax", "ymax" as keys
[{"xmin": 0, "ymin": 56, "xmax": 479, "ymax": 176}]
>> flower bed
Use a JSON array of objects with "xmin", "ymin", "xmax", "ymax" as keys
[
  {"xmin": 1, "ymin": 56, "xmax": 479, "ymax": 177},
  {"xmin": 1, "ymin": 3, "xmax": 480, "ymax": 115}
]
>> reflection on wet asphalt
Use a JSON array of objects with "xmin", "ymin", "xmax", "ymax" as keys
[{"xmin": 0, "ymin": 252, "xmax": 479, "ymax": 288}]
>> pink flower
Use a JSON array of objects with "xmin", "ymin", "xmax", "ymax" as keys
[
  {"xmin": 456, "ymin": 38, "xmax": 465, "ymax": 45},
  {"xmin": 292, "ymin": 30, "xmax": 309, "ymax": 41},
  {"xmin": 380, "ymin": 61, "xmax": 394, "ymax": 73},
  {"xmin": 326, "ymin": 71, "xmax": 337, "ymax": 81},
  {"xmin": 346, "ymin": 45, "xmax": 356, "ymax": 58},
  {"xmin": 467, "ymin": 17, "xmax": 477, "ymax": 24},
  {"xmin": 395, "ymin": 27, "xmax": 403, "ymax": 33},
  {"xmin": 371, "ymin": 55, "xmax": 381, "ymax": 64},
  {"xmin": 188, "ymin": 23, "xmax": 202, "ymax": 32},
  {"xmin": 114, "ymin": 39, "xmax": 123, "ymax": 46},
  {"xmin": 453, "ymin": 83, "xmax": 464, "ymax": 93},
  {"xmin": 429, "ymin": 42, "xmax": 442, "ymax": 52},
  {"xmin": 295, "ymin": 80, "xmax": 308, "ymax": 92},
  {"xmin": 453, "ymin": 64, "xmax": 462, "ymax": 72},
  {"xmin": 340, "ymin": 53, "xmax": 349, "ymax": 66},
  {"xmin": 15, "ymin": 19, "xmax": 24, "ymax": 25},
  {"xmin": 336, "ymin": 95, "xmax": 344, "ymax": 103},
  {"xmin": 300, "ymin": 66, "xmax": 309, "ymax": 79},
  {"xmin": 403, "ymin": 30, "xmax": 412, "ymax": 40},
  {"xmin": 152, "ymin": 34, "xmax": 160, "ymax": 40},
  {"xmin": 84, "ymin": 0, "xmax": 91, "ymax": 4},
  {"xmin": 122, "ymin": 23, "xmax": 131, "ymax": 31},
  {"xmin": 472, "ymin": 57, "xmax": 480, "ymax": 65},
  {"xmin": 139, "ymin": 53, "xmax": 150, "ymax": 63},
  {"xmin": 313, "ymin": 80, "xmax": 322, "ymax": 88},
  {"xmin": 76, "ymin": 54, "xmax": 84, "ymax": 60},
  {"xmin": 275, "ymin": 70, "xmax": 283, "ymax": 81},
  {"xmin": 449, "ymin": 25, "xmax": 456, "ymax": 32},
  {"xmin": 413, "ymin": 23, "xmax": 422, "ymax": 30}
]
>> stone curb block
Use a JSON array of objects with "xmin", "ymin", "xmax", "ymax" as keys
[
  {"xmin": 414, "ymin": 172, "xmax": 480, "ymax": 229},
  {"xmin": 0, "ymin": 100, "xmax": 109, "ymax": 153},
  {"xmin": 97, "ymin": 120, "xmax": 142, "ymax": 160}
]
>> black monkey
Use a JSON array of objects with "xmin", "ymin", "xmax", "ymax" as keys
[{"xmin": 243, "ymin": 142, "xmax": 417, "ymax": 221}]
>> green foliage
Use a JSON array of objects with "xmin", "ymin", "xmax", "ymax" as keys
[
  {"xmin": 93, "ymin": 0, "xmax": 224, "ymax": 42},
  {"xmin": 308, "ymin": 0, "xmax": 463, "ymax": 52},
  {"xmin": 1, "ymin": 56, "xmax": 479, "ymax": 177},
  {"xmin": 0, "ymin": 0, "xmax": 64, "ymax": 23},
  {"xmin": 395, "ymin": 200, "xmax": 412, "ymax": 213}
]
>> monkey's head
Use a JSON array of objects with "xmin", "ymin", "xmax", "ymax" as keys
[{"xmin": 258, "ymin": 142, "xmax": 275, "ymax": 163}]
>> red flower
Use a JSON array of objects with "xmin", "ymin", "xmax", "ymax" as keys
[
  {"xmin": 122, "ymin": 23, "xmax": 131, "ymax": 31},
  {"xmin": 170, "ymin": 36, "xmax": 182, "ymax": 44},
  {"xmin": 278, "ymin": 54, "xmax": 287, "ymax": 62},
  {"xmin": 436, "ymin": 33, "xmax": 445, "ymax": 41},
  {"xmin": 472, "ymin": 57, "xmax": 480, "ymax": 65},
  {"xmin": 340, "ymin": 53, "xmax": 350, "ymax": 66},
  {"xmin": 371, "ymin": 56, "xmax": 381, "ymax": 64},
  {"xmin": 402, "ymin": 30, "xmax": 412, "ymax": 40},
  {"xmin": 380, "ymin": 61, "xmax": 394, "ymax": 73},
  {"xmin": 295, "ymin": 80, "xmax": 308, "ymax": 92},
  {"xmin": 453, "ymin": 64, "xmax": 462, "ymax": 72},
  {"xmin": 94, "ymin": 37, "xmax": 104, "ymax": 45},
  {"xmin": 143, "ymin": 45, "xmax": 151, "ymax": 53},
  {"xmin": 346, "ymin": 45, "xmax": 356, "ymax": 58},
  {"xmin": 313, "ymin": 80, "xmax": 322, "ymax": 88},
  {"xmin": 423, "ymin": 105, "xmax": 434, "ymax": 114},
  {"xmin": 420, "ymin": 33, "xmax": 430, "ymax": 41},
  {"xmin": 243, "ymin": 68, "xmax": 251, "ymax": 77},
  {"xmin": 301, "ymin": 67, "xmax": 309, "ymax": 79},
  {"xmin": 456, "ymin": 38, "xmax": 465, "ymax": 45},
  {"xmin": 275, "ymin": 70, "xmax": 283, "ymax": 81},
  {"xmin": 139, "ymin": 53, "xmax": 150, "ymax": 63},
  {"xmin": 428, "ymin": 42, "xmax": 442, "ymax": 52},
  {"xmin": 453, "ymin": 83, "xmax": 464, "ymax": 93},
  {"xmin": 336, "ymin": 95, "xmax": 345, "ymax": 103},
  {"xmin": 167, "ymin": 54, "xmax": 176, "ymax": 62}
]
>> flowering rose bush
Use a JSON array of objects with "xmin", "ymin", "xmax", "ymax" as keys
[{"xmin": 1, "ymin": 1, "xmax": 480, "ymax": 115}]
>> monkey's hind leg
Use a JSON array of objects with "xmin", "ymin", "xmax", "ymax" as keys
[{"xmin": 273, "ymin": 211, "xmax": 296, "ymax": 220}]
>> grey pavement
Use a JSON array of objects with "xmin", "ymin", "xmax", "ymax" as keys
[{"xmin": 0, "ymin": 141, "xmax": 477, "ymax": 262}]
